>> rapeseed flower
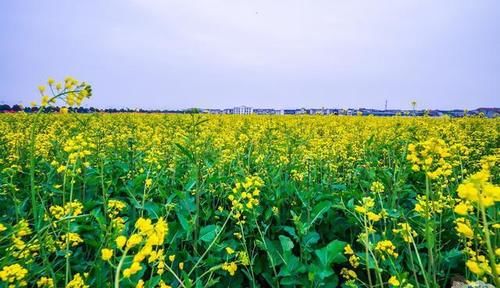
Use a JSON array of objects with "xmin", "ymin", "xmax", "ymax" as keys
[
  {"xmin": 222, "ymin": 261, "xmax": 238, "ymax": 276},
  {"xmin": 0, "ymin": 264, "xmax": 28, "ymax": 287},
  {"xmin": 101, "ymin": 248, "xmax": 113, "ymax": 261}
]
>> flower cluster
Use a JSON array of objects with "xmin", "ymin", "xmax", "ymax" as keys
[
  {"xmin": 407, "ymin": 138, "xmax": 454, "ymax": 181},
  {"xmin": 457, "ymin": 164, "xmax": 499, "ymax": 208},
  {"xmin": 36, "ymin": 276, "xmax": 54, "ymax": 287},
  {"xmin": 341, "ymin": 244, "xmax": 359, "ymax": 280},
  {"xmin": 62, "ymin": 134, "xmax": 94, "ymax": 166},
  {"xmin": 66, "ymin": 273, "xmax": 88, "ymax": 288},
  {"xmin": 0, "ymin": 264, "xmax": 28, "ymax": 287},
  {"xmin": 370, "ymin": 181, "xmax": 384, "ymax": 193},
  {"xmin": 221, "ymin": 261, "xmax": 238, "ymax": 276},
  {"xmin": 48, "ymin": 200, "xmax": 84, "ymax": 221},
  {"xmin": 413, "ymin": 193, "xmax": 454, "ymax": 218},
  {"xmin": 60, "ymin": 232, "xmax": 84, "ymax": 248},
  {"xmin": 392, "ymin": 223, "xmax": 417, "ymax": 243},
  {"xmin": 455, "ymin": 218, "xmax": 474, "ymax": 239},
  {"xmin": 108, "ymin": 217, "xmax": 168, "ymax": 278},
  {"xmin": 34, "ymin": 77, "xmax": 92, "ymax": 108},
  {"xmin": 375, "ymin": 240, "xmax": 398, "ymax": 260},
  {"xmin": 107, "ymin": 199, "xmax": 127, "ymax": 218},
  {"xmin": 355, "ymin": 197, "xmax": 383, "ymax": 223},
  {"xmin": 8, "ymin": 220, "xmax": 39, "ymax": 260},
  {"xmin": 228, "ymin": 175, "xmax": 264, "ymax": 223}
]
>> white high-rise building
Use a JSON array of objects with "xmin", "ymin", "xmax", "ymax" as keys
[{"xmin": 233, "ymin": 106, "xmax": 253, "ymax": 115}]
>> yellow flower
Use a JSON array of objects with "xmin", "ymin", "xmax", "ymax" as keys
[
  {"xmin": 64, "ymin": 201, "xmax": 84, "ymax": 216},
  {"xmin": 126, "ymin": 234, "xmax": 143, "ymax": 249},
  {"xmin": 136, "ymin": 280, "xmax": 144, "ymax": 288},
  {"xmin": 169, "ymin": 254, "xmax": 176, "ymax": 262},
  {"xmin": 145, "ymin": 178, "xmax": 153, "ymax": 188},
  {"xmin": 457, "ymin": 168, "xmax": 500, "ymax": 208},
  {"xmin": 340, "ymin": 268, "xmax": 357, "ymax": 280},
  {"xmin": 38, "ymin": 85, "xmax": 46, "ymax": 93},
  {"xmin": 238, "ymin": 251, "xmax": 250, "ymax": 266},
  {"xmin": 158, "ymin": 281, "xmax": 172, "ymax": 288},
  {"xmin": 116, "ymin": 236, "xmax": 127, "ymax": 249},
  {"xmin": 344, "ymin": 244, "xmax": 354, "ymax": 255},
  {"xmin": 455, "ymin": 221, "xmax": 474, "ymax": 239},
  {"xmin": 123, "ymin": 261, "xmax": 142, "ymax": 278},
  {"xmin": 0, "ymin": 264, "xmax": 28, "ymax": 285},
  {"xmin": 392, "ymin": 223, "xmax": 417, "ymax": 243},
  {"xmin": 388, "ymin": 276, "xmax": 400, "ymax": 286},
  {"xmin": 36, "ymin": 276, "xmax": 54, "ymax": 287},
  {"xmin": 375, "ymin": 240, "xmax": 398, "ymax": 259},
  {"xmin": 66, "ymin": 273, "xmax": 88, "ymax": 288},
  {"xmin": 0, "ymin": 223, "xmax": 6, "ymax": 232},
  {"xmin": 349, "ymin": 255, "xmax": 360, "ymax": 268},
  {"xmin": 466, "ymin": 260, "xmax": 483, "ymax": 276},
  {"xmin": 135, "ymin": 218, "xmax": 154, "ymax": 234},
  {"xmin": 101, "ymin": 248, "xmax": 113, "ymax": 261},
  {"xmin": 225, "ymin": 247, "xmax": 235, "ymax": 254},
  {"xmin": 179, "ymin": 262, "xmax": 184, "ymax": 270},
  {"xmin": 222, "ymin": 261, "xmax": 238, "ymax": 276},
  {"xmin": 367, "ymin": 212, "xmax": 381, "ymax": 222},
  {"xmin": 41, "ymin": 95, "xmax": 50, "ymax": 106},
  {"xmin": 57, "ymin": 165, "xmax": 67, "ymax": 173},
  {"xmin": 354, "ymin": 206, "xmax": 366, "ymax": 214},
  {"xmin": 61, "ymin": 232, "xmax": 84, "ymax": 247},
  {"xmin": 453, "ymin": 202, "xmax": 470, "ymax": 215},
  {"xmin": 370, "ymin": 181, "xmax": 384, "ymax": 193},
  {"xmin": 107, "ymin": 199, "xmax": 127, "ymax": 218}
]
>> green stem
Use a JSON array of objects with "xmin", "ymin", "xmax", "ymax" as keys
[
  {"xmin": 479, "ymin": 203, "xmax": 499, "ymax": 286},
  {"xmin": 114, "ymin": 248, "xmax": 130, "ymax": 288},
  {"xmin": 424, "ymin": 175, "xmax": 436, "ymax": 286},
  {"xmin": 188, "ymin": 210, "xmax": 232, "ymax": 277}
]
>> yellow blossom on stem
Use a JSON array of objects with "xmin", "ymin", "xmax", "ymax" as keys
[
  {"xmin": 222, "ymin": 261, "xmax": 238, "ymax": 276},
  {"xmin": 388, "ymin": 276, "xmax": 400, "ymax": 286},
  {"xmin": 101, "ymin": 248, "xmax": 113, "ymax": 261}
]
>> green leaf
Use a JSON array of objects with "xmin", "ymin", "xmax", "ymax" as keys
[
  {"xmin": 256, "ymin": 238, "xmax": 283, "ymax": 267},
  {"xmin": 310, "ymin": 201, "xmax": 332, "ymax": 225},
  {"xmin": 442, "ymin": 248, "xmax": 463, "ymax": 270},
  {"xmin": 199, "ymin": 224, "xmax": 220, "ymax": 243},
  {"xmin": 177, "ymin": 211, "xmax": 191, "ymax": 233},
  {"xmin": 279, "ymin": 255, "xmax": 305, "ymax": 277},
  {"xmin": 314, "ymin": 240, "xmax": 347, "ymax": 267},
  {"xmin": 279, "ymin": 235, "xmax": 294, "ymax": 252},
  {"xmin": 175, "ymin": 143, "xmax": 195, "ymax": 162},
  {"xmin": 308, "ymin": 263, "xmax": 334, "ymax": 281},
  {"xmin": 282, "ymin": 226, "xmax": 299, "ymax": 241},
  {"xmin": 143, "ymin": 201, "xmax": 161, "ymax": 219},
  {"xmin": 303, "ymin": 231, "xmax": 320, "ymax": 247}
]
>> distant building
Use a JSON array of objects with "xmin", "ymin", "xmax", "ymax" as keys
[
  {"xmin": 283, "ymin": 109, "xmax": 298, "ymax": 115},
  {"xmin": 308, "ymin": 108, "xmax": 324, "ymax": 115},
  {"xmin": 253, "ymin": 108, "xmax": 280, "ymax": 115},
  {"xmin": 233, "ymin": 106, "xmax": 253, "ymax": 115},
  {"xmin": 204, "ymin": 109, "xmax": 223, "ymax": 114}
]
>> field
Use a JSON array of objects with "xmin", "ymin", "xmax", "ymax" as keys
[{"xmin": 0, "ymin": 110, "xmax": 499, "ymax": 287}]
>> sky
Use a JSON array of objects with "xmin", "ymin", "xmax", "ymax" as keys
[{"xmin": 1, "ymin": 0, "xmax": 499, "ymax": 110}]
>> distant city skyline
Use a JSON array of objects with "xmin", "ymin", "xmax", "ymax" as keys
[{"xmin": 1, "ymin": 0, "xmax": 499, "ymax": 110}]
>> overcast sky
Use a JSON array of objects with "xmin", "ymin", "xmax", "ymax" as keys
[{"xmin": 1, "ymin": 0, "xmax": 499, "ymax": 110}]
